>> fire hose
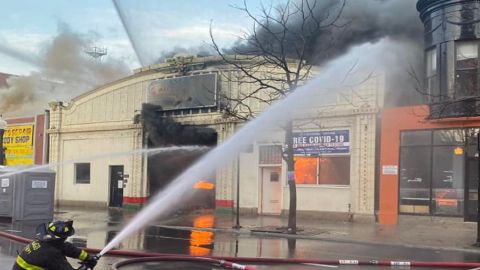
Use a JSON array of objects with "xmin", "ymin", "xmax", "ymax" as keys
[
  {"xmin": 2, "ymin": 231, "xmax": 480, "ymax": 269},
  {"xmin": 111, "ymin": 256, "xmax": 256, "ymax": 270}
]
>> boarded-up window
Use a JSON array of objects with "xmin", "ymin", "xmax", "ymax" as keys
[{"xmin": 259, "ymin": 145, "xmax": 282, "ymax": 165}]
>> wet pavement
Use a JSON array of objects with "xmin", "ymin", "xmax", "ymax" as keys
[{"xmin": 0, "ymin": 207, "xmax": 479, "ymax": 269}]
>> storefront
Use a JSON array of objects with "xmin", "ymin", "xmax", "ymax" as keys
[
  {"xmin": 379, "ymin": 106, "xmax": 480, "ymax": 224},
  {"xmin": 3, "ymin": 114, "xmax": 47, "ymax": 166},
  {"xmin": 235, "ymin": 84, "xmax": 381, "ymax": 220}
]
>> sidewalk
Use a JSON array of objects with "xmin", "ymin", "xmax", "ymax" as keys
[
  {"xmin": 48, "ymin": 206, "xmax": 480, "ymax": 254},
  {"xmin": 159, "ymin": 210, "xmax": 480, "ymax": 254}
]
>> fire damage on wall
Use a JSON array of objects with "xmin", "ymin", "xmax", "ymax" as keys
[{"xmin": 141, "ymin": 103, "xmax": 218, "ymax": 210}]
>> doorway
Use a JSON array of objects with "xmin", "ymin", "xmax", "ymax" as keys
[
  {"xmin": 465, "ymin": 157, "xmax": 478, "ymax": 221},
  {"xmin": 109, "ymin": 165, "xmax": 124, "ymax": 207},
  {"xmin": 260, "ymin": 167, "xmax": 282, "ymax": 214}
]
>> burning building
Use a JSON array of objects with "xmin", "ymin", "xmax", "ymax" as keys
[
  {"xmin": 47, "ymin": 52, "xmax": 385, "ymax": 223},
  {"xmin": 48, "ymin": 55, "xmax": 265, "ymax": 208}
]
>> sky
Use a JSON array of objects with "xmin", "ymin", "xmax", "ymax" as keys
[{"xmin": 0, "ymin": 0, "xmax": 272, "ymax": 75}]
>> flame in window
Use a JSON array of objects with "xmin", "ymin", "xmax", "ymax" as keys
[{"xmin": 193, "ymin": 180, "xmax": 214, "ymax": 190}]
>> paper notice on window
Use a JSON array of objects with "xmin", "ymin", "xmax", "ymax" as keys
[
  {"xmin": 382, "ymin": 165, "xmax": 398, "ymax": 175},
  {"xmin": 1, "ymin": 178, "xmax": 9, "ymax": 188},
  {"xmin": 118, "ymin": 180, "xmax": 123, "ymax": 189},
  {"xmin": 32, "ymin": 180, "xmax": 48, "ymax": 189}
]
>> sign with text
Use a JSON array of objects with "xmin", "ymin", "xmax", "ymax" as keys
[
  {"xmin": 382, "ymin": 165, "xmax": 398, "ymax": 175},
  {"xmin": 3, "ymin": 124, "xmax": 34, "ymax": 166},
  {"xmin": 293, "ymin": 130, "xmax": 349, "ymax": 156},
  {"xmin": 3, "ymin": 125, "xmax": 33, "ymax": 147}
]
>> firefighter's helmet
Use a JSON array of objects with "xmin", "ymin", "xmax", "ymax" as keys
[{"xmin": 36, "ymin": 220, "xmax": 75, "ymax": 240}]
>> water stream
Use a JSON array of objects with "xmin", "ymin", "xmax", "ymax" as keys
[
  {"xmin": 0, "ymin": 145, "xmax": 208, "ymax": 178},
  {"xmin": 99, "ymin": 40, "xmax": 393, "ymax": 255}
]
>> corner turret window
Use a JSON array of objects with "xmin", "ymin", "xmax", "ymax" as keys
[
  {"xmin": 455, "ymin": 42, "xmax": 479, "ymax": 97},
  {"xmin": 426, "ymin": 48, "xmax": 437, "ymax": 99}
]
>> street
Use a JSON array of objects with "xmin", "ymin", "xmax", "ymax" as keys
[{"xmin": 0, "ymin": 208, "xmax": 479, "ymax": 270}]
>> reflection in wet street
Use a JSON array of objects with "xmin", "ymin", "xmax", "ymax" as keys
[
  {"xmin": 0, "ymin": 209, "xmax": 479, "ymax": 270},
  {"xmin": 189, "ymin": 214, "xmax": 214, "ymax": 256}
]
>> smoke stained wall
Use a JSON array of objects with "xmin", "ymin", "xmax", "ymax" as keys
[{"xmin": 142, "ymin": 103, "xmax": 217, "ymax": 206}]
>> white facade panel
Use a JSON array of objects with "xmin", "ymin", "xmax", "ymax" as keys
[{"xmin": 286, "ymin": 186, "xmax": 351, "ymax": 212}]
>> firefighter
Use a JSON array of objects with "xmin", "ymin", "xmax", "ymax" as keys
[{"xmin": 12, "ymin": 219, "xmax": 98, "ymax": 270}]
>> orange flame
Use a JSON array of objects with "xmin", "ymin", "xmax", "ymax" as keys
[{"xmin": 193, "ymin": 180, "xmax": 215, "ymax": 190}]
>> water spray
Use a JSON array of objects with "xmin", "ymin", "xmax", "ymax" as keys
[
  {"xmin": 0, "ymin": 145, "xmax": 208, "ymax": 179},
  {"xmin": 98, "ymin": 40, "xmax": 394, "ymax": 257}
]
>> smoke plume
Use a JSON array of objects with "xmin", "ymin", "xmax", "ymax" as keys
[
  {"xmin": 226, "ymin": 0, "xmax": 423, "ymax": 64},
  {"xmin": 0, "ymin": 24, "xmax": 131, "ymax": 117},
  {"xmin": 220, "ymin": 0, "xmax": 424, "ymax": 106},
  {"xmin": 157, "ymin": 44, "xmax": 216, "ymax": 63}
]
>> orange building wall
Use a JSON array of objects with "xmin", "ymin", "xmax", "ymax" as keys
[{"xmin": 379, "ymin": 105, "xmax": 480, "ymax": 224}]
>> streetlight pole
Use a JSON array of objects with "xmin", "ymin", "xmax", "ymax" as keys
[
  {"xmin": 0, "ymin": 115, "xmax": 6, "ymax": 166},
  {"xmin": 232, "ymin": 154, "xmax": 242, "ymax": 230},
  {"xmin": 476, "ymin": 132, "xmax": 480, "ymax": 246}
]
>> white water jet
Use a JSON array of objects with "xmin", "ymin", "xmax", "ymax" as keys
[
  {"xmin": 0, "ymin": 145, "xmax": 208, "ymax": 179},
  {"xmin": 100, "ymin": 39, "xmax": 396, "ymax": 255}
]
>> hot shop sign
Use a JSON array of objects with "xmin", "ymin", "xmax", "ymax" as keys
[{"xmin": 292, "ymin": 130, "xmax": 349, "ymax": 155}]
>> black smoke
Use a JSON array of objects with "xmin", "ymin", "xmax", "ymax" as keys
[
  {"xmin": 216, "ymin": 0, "xmax": 425, "ymax": 106},
  {"xmin": 156, "ymin": 45, "xmax": 216, "ymax": 63},
  {"xmin": 141, "ymin": 103, "xmax": 217, "ymax": 146},
  {"xmin": 226, "ymin": 0, "xmax": 422, "ymax": 64}
]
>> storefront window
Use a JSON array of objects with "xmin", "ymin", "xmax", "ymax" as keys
[
  {"xmin": 294, "ymin": 156, "xmax": 350, "ymax": 185},
  {"xmin": 399, "ymin": 146, "xmax": 431, "ymax": 214},
  {"xmin": 433, "ymin": 129, "xmax": 465, "ymax": 145},
  {"xmin": 432, "ymin": 146, "xmax": 464, "ymax": 216},
  {"xmin": 399, "ymin": 129, "xmax": 468, "ymax": 217},
  {"xmin": 401, "ymin": 130, "xmax": 431, "ymax": 146},
  {"xmin": 318, "ymin": 157, "xmax": 350, "ymax": 185},
  {"xmin": 294, "ymin": 157, "xmax": 317, "ymax": 184},
  {"xmin": 455, "ymin": 41, "xmax": 479, "ymax": 97}
]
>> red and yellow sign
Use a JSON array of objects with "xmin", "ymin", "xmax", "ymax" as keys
[{"xmin": 2, "ymin": 124, "xmax": 34, "ymax": 166}]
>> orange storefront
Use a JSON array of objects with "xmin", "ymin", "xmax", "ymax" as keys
[{"xmin": 379, "ymin": 105, "xmax": 480, "ymax": 224}]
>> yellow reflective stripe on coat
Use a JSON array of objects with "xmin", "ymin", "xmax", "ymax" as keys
[
  {"xmin": 79, "ymin": 250, "xmax": 88, "ymax": 261},
  {"xmin": 16, "ymin": 256, "xmax": 45, "ymax": 270}
]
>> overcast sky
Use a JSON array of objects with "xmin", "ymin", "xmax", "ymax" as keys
[{"xmin": 0, "ymin": 0, "xmax": 273, "ymax": 75}]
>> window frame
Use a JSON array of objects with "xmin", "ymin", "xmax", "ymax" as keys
[
  {"xmin": 294, "ymin": 155, "xmax": 350, "ymax": 186},
  {"xmin": 399, "ymin": 129, "xmax": 467, "ymax": 217},
  {"xmin": 454, "ymin": 41, "xmax": 480, "ymax": 98},
  {"xmin": 425, "ymin": 47, "xmax": 438, "ymax": 100},
  {"xmin": 74, "ymin": 163, "xmax": 91, "ymax": 184}
]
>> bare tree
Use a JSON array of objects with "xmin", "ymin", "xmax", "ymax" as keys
[{"xmin": 210, "ymin": 0, "xmax": 346, "ymax": 233}]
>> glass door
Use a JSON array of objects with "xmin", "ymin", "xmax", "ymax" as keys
[
  {"xmin": 465, "ymin": 130, "xmax": 479, "ymax": 222},
  {"xmin": 465, "ymin": 157, "xmax": 478, "ymax": 221}
]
